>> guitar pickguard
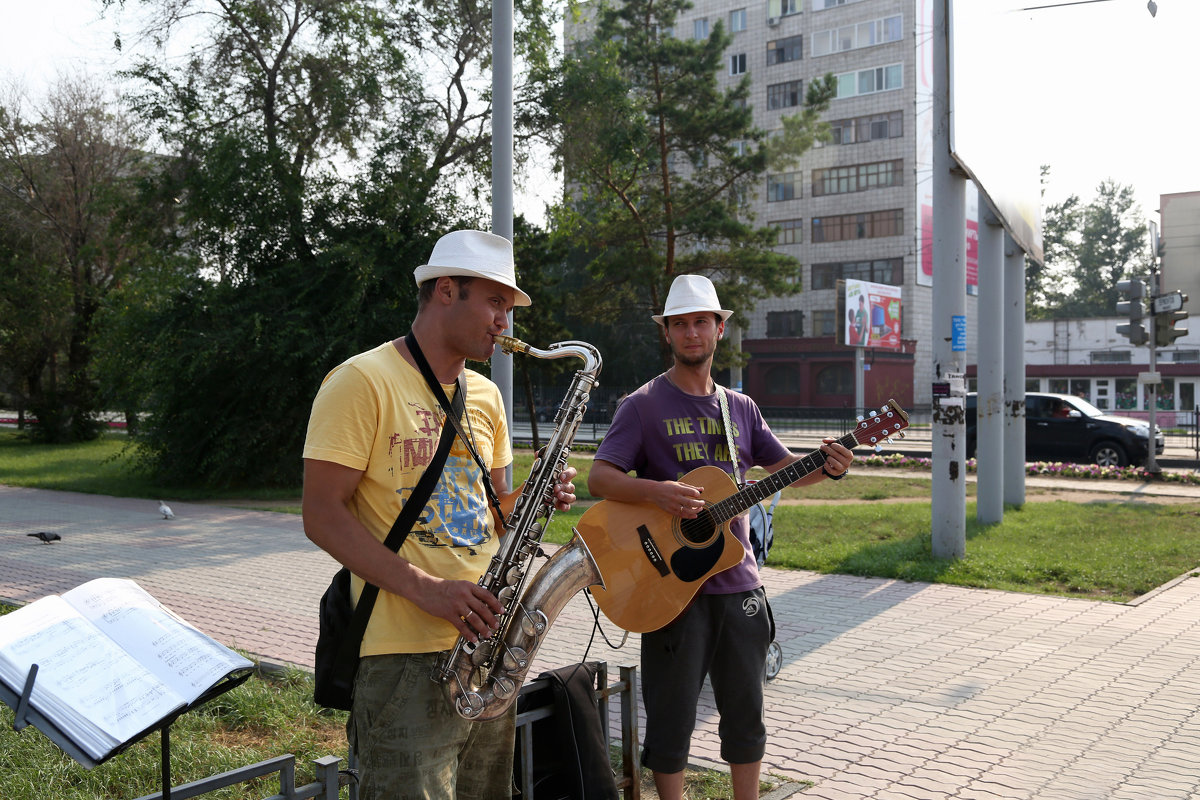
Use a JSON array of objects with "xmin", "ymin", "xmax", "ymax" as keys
[{"xmin": 669, "ymin": 534, "xmax": 726, "ymax": 582}]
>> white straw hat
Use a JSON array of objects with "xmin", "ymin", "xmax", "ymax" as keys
[
  {"xmin": 652, "ymin": 274, "xmax": 733, "ymax": 326},
  {"xmin": 413, "ymin": 230, "xmax": 531, "ymax": 307}
]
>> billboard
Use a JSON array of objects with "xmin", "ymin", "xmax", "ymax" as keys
[
  {"xmin": 915, "ymin": 0, "xmax": 982, "ymax": 289},
  {"xmin": 948, "ymin": 0, "xmax": 1044, "ymax": 265},
  {"xmin": 844, "ymin": 279, "xmax": 903, "ymax": 351}
]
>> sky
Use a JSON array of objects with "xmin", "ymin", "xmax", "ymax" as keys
[{"xmin": 3, "ymin": 0, "xmax": 1198, "ymax": 231}]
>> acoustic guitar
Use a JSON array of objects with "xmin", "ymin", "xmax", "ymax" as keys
[{"xmin": 575, "ymin": 400, "xmax": 909, "ymax": 633}]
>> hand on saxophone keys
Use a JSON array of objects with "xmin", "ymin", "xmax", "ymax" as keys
[
  {"xmin": 424, "ymin": 577, "xmax": 502, "ymax": 643},
  {"xmin": 551, "ymin": 466, "xmax": 578, "ymax": 512}
]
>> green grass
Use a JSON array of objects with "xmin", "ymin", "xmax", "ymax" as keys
[{"xmin": 763, "ymin": 502, "xmax": 1200, "ymax": 602}]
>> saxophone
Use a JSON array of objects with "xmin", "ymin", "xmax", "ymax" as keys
[{"xmin": 433, "ymin": 334, "xmax": 605, "ymax": 721}]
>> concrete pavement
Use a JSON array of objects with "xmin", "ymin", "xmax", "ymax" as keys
[{"xmin": 3, "ymin": 483, "xmax": 1200, "ymax": 799}]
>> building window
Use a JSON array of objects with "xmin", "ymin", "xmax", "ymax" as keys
[
  {"xmin": 1090, "ymin": 351, "xmax": 1132, "ymax": 364},
  {"xmin": 811, "ymin": 309, "xmax": 836, "ymax": 337},
  {"xmin": 1173, "ymin": 350, "xmax": 1199, "ymax": 363},
  {"xmin": 773, "ymin": 218, "xmax": 803, "ymax": 244},
  {"xmin": 766, "ymin": 35, "xmax": 803, "ymax": 65},
  {"xmin": 694, "ymin": 18, "xmax": 709, "ymax": 39},
  {"xmin": 730, "ymin": 8, "xmax": 747, "ymax": 32},
  {"xmin": 811, "ymin": 15, "xmax": 903, "ymax": 56},
  {"xmin": 835, "ymin": 64, "xmax": 903, "ymax": 99},
  {"xmin": 831, "ymin": 111, "xmax": 903, "ymax": 145},
  {"xmin": 816, "ymin": 364, "xmax": 853, "ymax": 394},
  {"xmin": 767, "ymin": 310, "xmax": 804, "ymax": 337},
  {"xmin": 812, "ymin": 210, "xmax": 903, "ymax": 243},
  {"xmin": 767, "ymin": 80, "xmax": 803, "ymax": 110},
  {"xmin": 730, "ymin": 53, "xmax": 747, "ymax": 75},
  {"xmin": 1115, "ymin": 378, "xmax": 1138, "ymax": 410},
  {"xmin": 764, "ymin": 364, "xmax": 801, "ymax": 395},
  {"xmin": 812, "ymin": 159, "xmax": 903, "ymax": 197},
  {"xmin": 767, "ymin": 172, "xmax": 801, "ymax": 202},
  {"xmin": 812, "ymin": 258, "xmax": 903, "ymax": 289},
  {"xmin": 767, "ymin": 0, "xmax": 801, "ymax": 20},
  {"xmin": 813, "ymin": 0, "xmax": 867, "ymax": 9}
]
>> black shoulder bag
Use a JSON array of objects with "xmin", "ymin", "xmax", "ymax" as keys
[{"xmin": 312, "ymin": 348, "xmax": 465, "ymax": 711}]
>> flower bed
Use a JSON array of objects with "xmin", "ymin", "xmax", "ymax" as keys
[{"xmin": 857, "ymin": 452, "xmax": 1200, "ymax": 485}]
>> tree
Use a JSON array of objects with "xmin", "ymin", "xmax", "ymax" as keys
[
  {"xmin": 1031, "ymin": 174, "xmax": 1151, "ymax": 320},
  {"xmin": 541, "ymin": 0, "xmax": 833, "ymax": 375},
  {"xmin": 106, "ymin": 0, "xmax": 558, "ymax": 487},
  {"xmin": 0, "ymin": 76, "xmax": 153, "ymax": 442}
]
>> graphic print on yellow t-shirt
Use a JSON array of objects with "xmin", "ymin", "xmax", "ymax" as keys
[{"xmin": 408, "ymin": 452, "xmax": 492, "ymax": 549}]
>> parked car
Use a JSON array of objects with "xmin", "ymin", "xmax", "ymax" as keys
[{"xmin": 965, "ymin": 392, "xmax": 1164, "ymax": 467}]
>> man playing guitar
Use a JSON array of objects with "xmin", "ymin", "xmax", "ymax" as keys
[{"xmin": 587, "ymin": 275, "xmax": 854, "ymax": 800}]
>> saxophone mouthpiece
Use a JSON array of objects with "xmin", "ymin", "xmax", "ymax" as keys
[{"xmin": 493, "ymin": 334, "xmax": 528, "ymax": 355}]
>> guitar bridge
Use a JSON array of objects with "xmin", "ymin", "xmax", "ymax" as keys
[{"xmin": 637, "ymin": 525, "xmax": 670, "ymax": 576}]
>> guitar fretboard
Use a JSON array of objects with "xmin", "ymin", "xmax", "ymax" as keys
[{"xmin": 704, "ymin": 430, "xmax": 858, "ymax": 524}]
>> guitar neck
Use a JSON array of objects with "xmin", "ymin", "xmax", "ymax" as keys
[{"xmin": 708, "ymin": 430, "xmax": 860, "ymax": 524}]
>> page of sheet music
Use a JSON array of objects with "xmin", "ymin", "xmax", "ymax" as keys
[
  {"xmin": 0, "ymin": 595, "xmax": 185, "ymax": 756},
  {"xmin": 64, "ymin": 578, "xmax": 252, "ymax": 701}
]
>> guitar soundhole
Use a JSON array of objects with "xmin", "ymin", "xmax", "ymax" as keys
[{"xmin": 679, "ymin": 513, "xmax": 717, "ymax": 545}]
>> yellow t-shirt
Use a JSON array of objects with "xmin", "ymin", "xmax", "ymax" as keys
[{"xmin": 303, "ymin": 341, "xmax": 513, "ymax": 654}]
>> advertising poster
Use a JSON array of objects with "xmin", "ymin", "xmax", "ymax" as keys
[{"xmin": 845, "ymin": 279, "xmax": 902, "ymax": 351}]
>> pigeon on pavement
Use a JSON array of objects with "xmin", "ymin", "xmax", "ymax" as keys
[
  {"xmin": 27, "ymin": 531, "xmax": 61, "ymax": 543},
  {"xmin": 158, "ymin": 501, "xmax": 175, "ymax": 520}
]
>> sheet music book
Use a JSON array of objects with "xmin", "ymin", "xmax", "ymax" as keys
[{"xmin": 0, "ymin": 578, "xmax": 253, "ymax": 764}]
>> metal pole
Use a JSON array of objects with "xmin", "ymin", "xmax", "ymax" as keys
[
  {"xmin": 976, "ymin": 209, "xmax": 1004, "ymax": 523},
  {"xmin": 931, "ymin": 0, "xmax": 967, "ymax": 559},
  {"xmin": 493, "ymin": 0, "xmax": 515, "ymax": 483},
  {"xmin": 854, "ymin": 346, "xmax": 865, "ymax": 416},
  {"xmin": 1003, "ymin": 232, "xmax": 1027, "ymax": 506},
  {"xmin": 1147, "ymin": 262, "xmax": 1160, "ymax": 474}
]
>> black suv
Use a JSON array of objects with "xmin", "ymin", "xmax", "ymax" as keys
[{"xmin": 965, "ymin": 392, "xmax": 1164, "ymax": 467}]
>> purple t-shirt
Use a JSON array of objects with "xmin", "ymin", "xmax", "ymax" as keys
[{"xmin": 594, "ymin": 374, "xmax": 791, "ymax": 594}]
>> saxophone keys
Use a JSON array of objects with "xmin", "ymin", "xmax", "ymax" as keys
[
  {"xmin": 519, "ymin": 609, "xmax": 549, "ymax": 638},
  {"xmin": 501, "ymin": 647, "xmax": 529, "ymax": 672},
  {"xmin": 491, "ymin": 674, "xmax": 518, "ymax": 699},
  {"xmin": 456, "ymin": 692, "xmax": 487, "ymax": 717}
]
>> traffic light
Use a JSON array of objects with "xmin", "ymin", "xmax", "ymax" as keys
[
  {"xmin": 1116, "ymin": 279, "xmax": 1148, "ymax": 346},
  {"xmin": 1154, "ymin": 291, "xmax": 1189, "ymax": 347}
]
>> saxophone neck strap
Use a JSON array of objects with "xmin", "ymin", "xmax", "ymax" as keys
[{"xmin": 404, "ymin": 332, "xmax": 506, "ymax": 526}]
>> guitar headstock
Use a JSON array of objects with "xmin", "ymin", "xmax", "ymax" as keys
[{"xmin": 851, "ymin": 399, "xmax": 909, "ymax": 452}]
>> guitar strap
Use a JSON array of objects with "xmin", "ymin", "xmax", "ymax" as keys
[
  {"xmin": 717, "ymin": 387, "xmax": 742, "ymax": 488},
  {"xmin": 719, "ymin": 387, "xmax": 777, "ymax": 644}
]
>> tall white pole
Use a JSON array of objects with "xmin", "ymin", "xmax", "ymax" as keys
[
  {"xmin": 976, "ymin": 210, "xmax": 1004, "ymax": 523},
  {"xmin": 1003, "ymin": 233, "xmax": 1027, "ymax": 506},
  {"xmin": 931, "ymin": 0, "xmax": 967, "ymax": 559},
  {"xmin": 493, "ymin": 0, "xmax": 515, "ymax": 482}
]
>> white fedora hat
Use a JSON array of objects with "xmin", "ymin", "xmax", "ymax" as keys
[
  {"xmin": 652, "ymin": 274, "xmax": 733, "ymax": 326},
  {"xmin": 413, "ymin": 230, "xmax": 532, "ymax": 306}
]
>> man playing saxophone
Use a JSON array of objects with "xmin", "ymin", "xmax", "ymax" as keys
[{"xmin": 302, "ymin": 230, "xmax": 578, "ymax": 800}]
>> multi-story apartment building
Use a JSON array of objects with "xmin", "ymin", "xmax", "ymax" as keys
[
  {"xmin": 721, "ymin": 0, "xmax": 983, "ymax": 410},
  {"xmin": 569, "ymin": 0, "xmax": 982, "ymax": 411}
]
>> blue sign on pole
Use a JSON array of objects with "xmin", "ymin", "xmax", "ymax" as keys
[{"xmin": 951, "ymin": 315, "xmax": 966, "ymax": 352}]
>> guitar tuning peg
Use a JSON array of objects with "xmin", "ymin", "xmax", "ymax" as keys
[
  {"xmin": 896, "ymin": 432, "xmax": 905, "ymax": 440},
  {"xmin": 868, "ymin": 410, "xmax": 878, "ymax": 417},
  {"xmin": 856, "ymin": 415, "xmax": 864, "ymax": 423},
  {"xmin": 874, "ymin": 444, "xmax": 883, "ymax": 453}
]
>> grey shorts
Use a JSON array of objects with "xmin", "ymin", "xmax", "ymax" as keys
[
  {"xmin": 640, "ymin": 588, "xmax": 773, "ymax": 773},
  {"xmin": 348, "ymin": 652, "xmax": 515, "ymax": 800}
]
